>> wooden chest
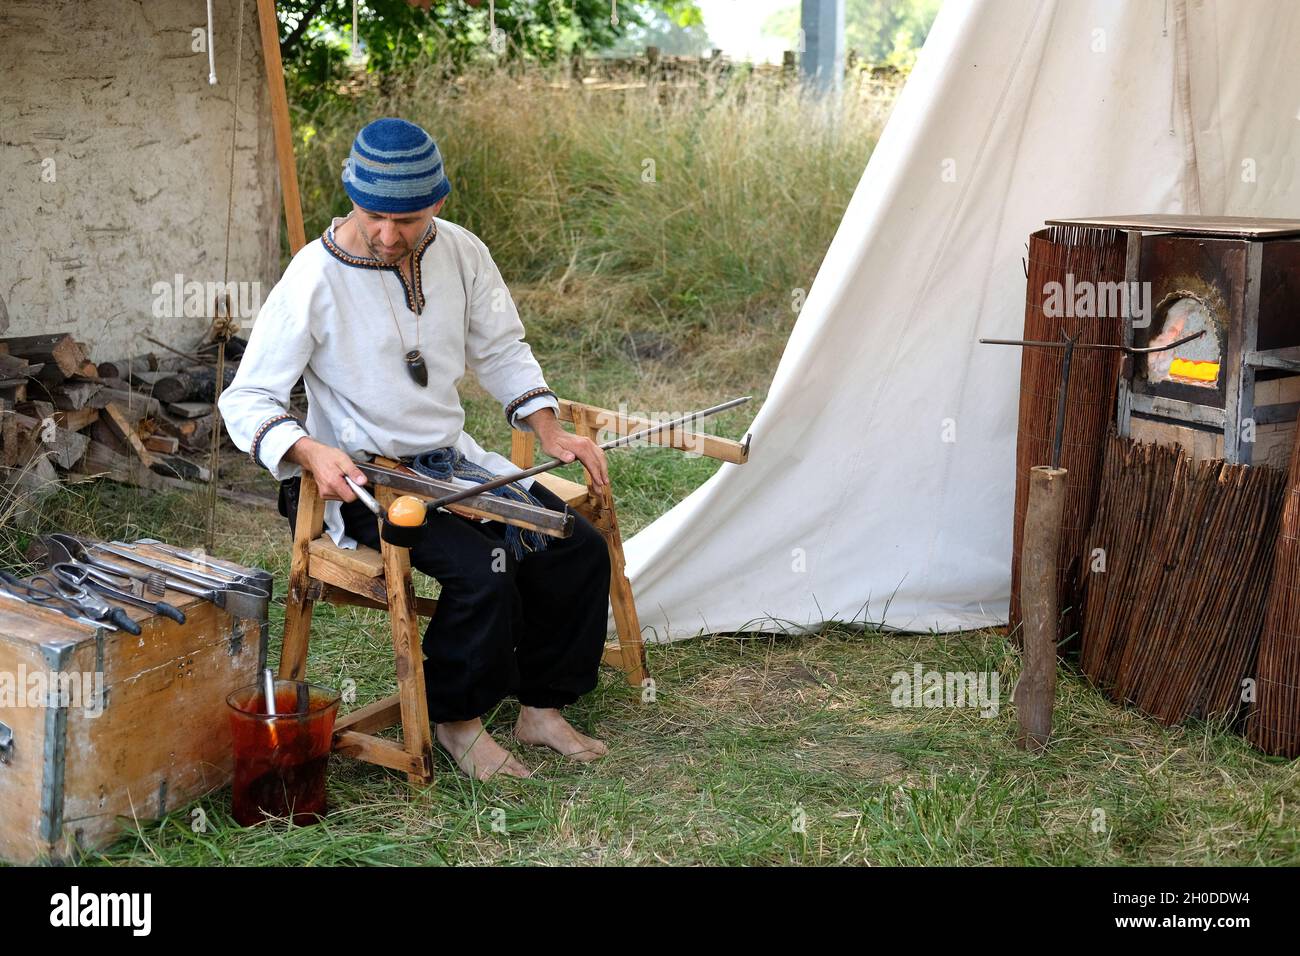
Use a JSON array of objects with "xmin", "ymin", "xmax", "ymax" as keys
[{"xmin": 0, "ymin": 560, "xmax": 268, "ymax": 864}]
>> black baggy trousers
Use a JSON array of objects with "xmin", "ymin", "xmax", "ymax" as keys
[{"xmin": 279, "ymin": 476, "xmax": 611, "ymax": 723}]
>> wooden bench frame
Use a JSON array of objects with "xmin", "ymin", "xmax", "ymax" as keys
[{"xmin": 278, "ymin": 398, "xmax": 749, "ymax": 785}]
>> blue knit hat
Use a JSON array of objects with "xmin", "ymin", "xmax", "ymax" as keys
[{"xmin": 341, "ymin": 118, "xmax": 452, "ymax": 213}]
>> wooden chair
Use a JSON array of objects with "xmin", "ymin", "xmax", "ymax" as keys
[{"xmin": 277, "ymin": 398, "xmax": 749, "ymax": 785}]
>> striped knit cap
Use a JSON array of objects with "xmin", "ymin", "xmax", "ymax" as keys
[{"xmin": 341, "ymin": 118, "xmax": 451, "ymax": 213}]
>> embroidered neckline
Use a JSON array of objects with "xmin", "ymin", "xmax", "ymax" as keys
[{"xmin": 320, "ymin": 219, "xmax": 438, "ymax": 314}]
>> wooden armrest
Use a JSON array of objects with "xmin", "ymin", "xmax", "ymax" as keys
[{"xmin": 539, "ymin": 398, "xmax": 749, "ymax": 464}]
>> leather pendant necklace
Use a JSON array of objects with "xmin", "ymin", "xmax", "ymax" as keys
[
  {"xmin": 404, "ymin": 349, "xmax": 429, "ymax": 387},
  {"xmin": 368, "ymin": 230, "xmax": 427, "ymax": 388},
  {"xmin": 344, "ymin": 214, "xmax": 438, "ymax": 389}
]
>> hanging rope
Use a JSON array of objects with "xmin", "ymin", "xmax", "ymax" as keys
[
  {"xmin": 350, "ymin": 0, "xmax": 363, "ymax": 63},
  {"xmin": 206, "ymin": 0, "xmax": 218, "ymax": 84},
  {"xmin": 206, "ymin": 0, "xmax": 247, "ymax": 552}
]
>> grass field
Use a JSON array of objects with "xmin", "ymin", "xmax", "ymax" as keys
[
  {"xmin": 8, "ymin": 479, "xmax": 1299, "ymax": 866},
  {"xmin": 3, "ymin": 330, "xmax": 1294, "ymax": 866},
  {"xmin": 2, "ymin": 66, "xmax": 1297, "ymax": 866}
]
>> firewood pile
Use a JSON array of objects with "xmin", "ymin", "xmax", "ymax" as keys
[{"xmin": 0, "ymin": 331, "xmax": 268, "ymax": 521}]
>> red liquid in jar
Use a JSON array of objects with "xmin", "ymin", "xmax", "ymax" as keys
[{"xmin": 227, "ymin": 682, "xmax": 340, "ymax": 827}]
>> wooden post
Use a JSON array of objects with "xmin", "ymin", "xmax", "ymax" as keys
[
  {"xmin": 280, "ymin": 471, "xmax": 324, "ymax": 680},
  {"xmin": 255, "ymin": 0, "xmax": 307, "ymax": 254},
  {"xmin": 1017, "ymin": 465, "xmax": 1067, "ymax": 750},
  {"xmin": 510, "ymin": 429, "xmax": 536, "ymax": 469}
]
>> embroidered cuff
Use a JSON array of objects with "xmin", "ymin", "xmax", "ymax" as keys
[
  {"xmin": 250, "ymin": 414, "xmax": 303, "ymax": 468},
  {"xmin": 505, "ymin": 388, "xmax": 558, "ymax": 429}
]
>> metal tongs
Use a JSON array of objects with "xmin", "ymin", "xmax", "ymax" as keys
[
  {"xmin": 0, "ymin": 568, "xmax": 140, "ymax": 634},
  {"xmin": 40, "ymin": 534, "xmax": 269, "ymax": 619}
]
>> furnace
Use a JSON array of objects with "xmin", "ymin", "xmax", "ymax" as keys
[{"xmin": 1049, "ymin": 215, "xmax": 1300, "ymax": 468}]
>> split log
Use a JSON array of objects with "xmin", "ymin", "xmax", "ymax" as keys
[
  {"xmin": 101, "ymin": 402, "xmax": 159, "ymax": 468},
  {"xmin": 131, "ymin": 366, "xmax": 234, "ymax": 404},
  {"xmin": 1, "ymin": 452, "xmax": 61, "ymax": 529},
  {"xmin": 17, "ymin": 400, "xmax": 55, "ymax": 423},
  {"xmin": 96, "ymin": 353, "xmax": 158, "ymax": 380},
  {"xmin": 88, "ymin": 387, "xmax": 161, "ymax": 419},
  {"xmin": 71, "ymin": 441, "xmax": 273, "ymax": 508},
  {"xmin": 177, "ymin": 415, "xmax": 214, "ymax": 452},
  {"xmin": 167, "ymin": 401, "xmax": 213, "ymax": 419},
  {"xmin": 55, "ymin": 407, "xmax": 99, "ymax": 433},
  {"xmin": 0, "ymin": 333, "xmax": 87, "ymax": 379},
  {"xmin": 180, "ymin": 364, "xmax": 237, "ymax": 402},
  {"xmin": 143, "ymin": 434, "xmax": 180, "ymax": 454},
  {"xmin": 52, "ymin": 381, "xmax": 102, "ymax": 410},
  {"xmin": 13, "ymin": 412, "xmax": 90, "ymax": 470},
  {"xmin": 130, "ymin": 369, "xmax": 194, "ymax": 404},
  {"xmin": 0, "ymin": 399, "xmax": 16, "ymax": 467},
  {"xmin": 74, "ymin": 440, "xmax": 169, "ymax": 491},
  {"xmin": 0, "ymin": 354, "xmax": 42, "ymax": 379},
  {"xmin": 150, "ymin": 453, "xmax": 210, "ymax": 483}
]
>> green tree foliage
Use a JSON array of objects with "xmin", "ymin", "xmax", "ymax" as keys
[
  {"xmin": 278, "ymin": 0, "xmax": 704, "ymax": 84},
  {"xmin": 762, "ymin": 0, "xmax": 941, "ymax": 69},
  {"xmin": 605, "ymin": 1, "xmax": 711, "ymax": 56}
]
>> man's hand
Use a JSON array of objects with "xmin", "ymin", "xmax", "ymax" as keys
[
  {"xmin": 540, "ymin": 431, "xmax": 609, "ymax": 492},
  {"xmin": 284, "ymin": 436, "xmax": 368, "ymax": 502},
  {"xmin": 527, "ymin": 409, "xmax": 609, "ymax": 492}
]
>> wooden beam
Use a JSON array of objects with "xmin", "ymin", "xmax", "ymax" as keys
[
  {"xmin": 333, "ymin": 693, "xmax": 403, "ymax": 737},
  {"xmin": 560, "ymin": 399, "xmax": 750, "ymax": 463},
  {"xmin": 307, "ymin": 554, "xmax": 389, "ymax": 606},
  {"xmin": 332, "ymin": 730, "xmax": 430, "ymax": 777},
  {"xmin": 317, "ymin": 584, "xmax": 438, "ymax": 618},
  {"xmin": 256, "ymin": 0, "xmax": 307, "ymax": 254}
]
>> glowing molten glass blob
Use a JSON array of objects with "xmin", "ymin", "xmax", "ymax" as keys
[
  {"xmin": 1168, "ymin": 357, "xmax": 1220, "ymax": 383},
  {"xmin": 387, "ymin": 495, "xmax": 426, "ymax": 527}
]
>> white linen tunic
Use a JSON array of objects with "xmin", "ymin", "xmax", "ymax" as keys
[{"xmin": 218, "ymin": 216, "xmax": 559, "ymax": 549}]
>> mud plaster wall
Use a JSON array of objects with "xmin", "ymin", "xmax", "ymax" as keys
[{"xmin": 0, "ymin": 0, "xmax": 280, "ymax": 359}]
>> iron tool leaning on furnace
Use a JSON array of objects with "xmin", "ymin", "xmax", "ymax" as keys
[{"xmin": 219, "ymin": 118, "xmax": 611, "ymax": 781}]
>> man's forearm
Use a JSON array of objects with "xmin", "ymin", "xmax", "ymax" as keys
[
  {"xmin": 282, "ymin": 435, "xmax": 320, "ymax": 467},
  {"xmin": 523, "ymin": 407, "xmax": 565, "ymax": 441}
]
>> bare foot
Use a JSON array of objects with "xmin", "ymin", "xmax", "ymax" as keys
[
  {"xmin": 435, "ymin": 718, "xmax": 532, "ymax": 781},
  {"xmin": 513, "ymin": 706, "xmax": 608, "ymax": 762}
]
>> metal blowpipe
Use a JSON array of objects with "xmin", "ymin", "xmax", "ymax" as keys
[
  {"xmin": 347, "ymin": 396, "xmax": 751, "ymax": 518},
  {"xmin": 424, "ymin": 395, "xmax": 751, "ymax": 512}
]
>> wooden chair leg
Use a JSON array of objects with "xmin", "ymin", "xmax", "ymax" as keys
[
  {"xmin": 280, "ymin": 471, "xmax": 324, "ymax": 681},
  {"xmin": 571, "ymin": 409, "xmax": 648, "ymax": 687},
  {"xmin": 378, "ymin": 489, "xmax": 435, "ymax": 786},
  {"xmin": 596, "ymin": 496, "xmax": 649, "ymax": 686}
]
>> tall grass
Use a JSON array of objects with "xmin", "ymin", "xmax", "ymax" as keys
[{"xmin": 294, "ymin": 61, "xmax": 890, "ymax": 339}]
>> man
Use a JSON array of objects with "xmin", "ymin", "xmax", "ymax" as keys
[{"xmin": 220, "ymin": 118, "xmax": 612, "ymax": 780}]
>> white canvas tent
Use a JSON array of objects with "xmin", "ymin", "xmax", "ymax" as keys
[{"xmin": 615, "ymin": 0, "xmax": 1300, "ymax": 641}]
